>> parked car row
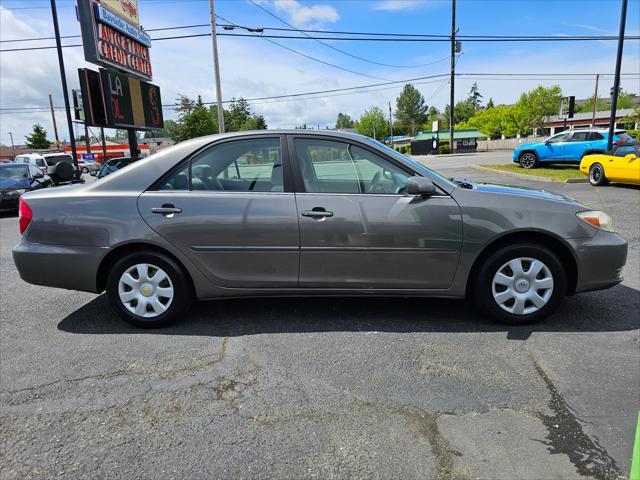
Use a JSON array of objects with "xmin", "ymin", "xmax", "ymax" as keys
[
  {"xmin": 513, "ymin": 128, "xmax": 638, "ymax": 186},
  {"xmin": 0, "ymin": 154, "xmax": 139, "ymax": 212}
]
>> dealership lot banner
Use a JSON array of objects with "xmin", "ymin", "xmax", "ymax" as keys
[{"xmin": 78, "ymin": 0, "xmax": 152, "ymax": 81}]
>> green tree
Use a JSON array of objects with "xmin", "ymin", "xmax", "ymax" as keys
[
  {"xmin": 175, "ymin": 95, "xmax": 215, "ymax": 142},
  {"xmin": 515, "ymin": 85, "xmax": 562, "ymax": 132},
  {"xmin": 468, "ymin": 82, "xmax": 483, "ymax": 110},
  {"xmin": 335, "ymin": 112, "xmax": 354, "ymax": 129},
  {"xmin": 175, "ymin": 95, "xmax": 196, "ymax": 119},
  {"xmin": 395, "ymin": 84, "xmax": 428, "ymax": 135},
  {"xmin": 144, "ymin": 119, "xmax": 179, "ymax": 139},
  {"xmin": 25, "ymin": 123, "xmax": 51, "ymax": 149},
  {"xmin": 355, "ymin": 106, "xmax": 388, "ymax": 140},
  {"xmin": 575, "ymin": 95, "xmax": 610, "ymax": 114},
  {"xmin": 241, "ymin": 115, "xmax": 268, "ymax": 131},
  {"xmin": 486, "ymin": 97, "xmax": 495, "ymax": 109},
  {"xmin": 227, "ymin": 98, "xmax": 252, "ymax": 132}
]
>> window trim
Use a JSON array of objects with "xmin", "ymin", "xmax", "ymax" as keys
[
  {"xmin": 148, "ymin": 134, "xmax": 293, "ymax": 194},
  {"xmin": 286, "ymin": 134, "xmax": 449, "ymax": 196}
]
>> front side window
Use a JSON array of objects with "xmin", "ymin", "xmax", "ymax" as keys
[
  {"xmin": 547, "ymin": 133, "xmax": 570, "ymax": 144},
  {"xmin": 295, "ymin": 138, "xmax": 410, "ymax": 194},
  {"xmin": 614, "ymin": 146, "xmax": 635, "ymax": 157},
  {"xmin": 160, "ymin": 138, "xmax": 282, "ymax": 192}
]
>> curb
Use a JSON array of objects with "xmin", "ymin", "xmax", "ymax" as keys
[{"xmin": 469, "ymin": 165, "xmax": 587, "ymax": 184}]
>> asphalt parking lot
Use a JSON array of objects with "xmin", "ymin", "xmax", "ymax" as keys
[{"xmin": 1, "ymin": 153, "xmax": 639, "ymax": 480}]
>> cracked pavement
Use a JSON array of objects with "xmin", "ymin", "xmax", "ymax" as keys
[{"xmin": 1, "ymin": 152, "xmax": 639, "ymax": 479}]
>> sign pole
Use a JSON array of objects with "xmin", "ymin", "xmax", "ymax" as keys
[
  {"xmin": 50, "ymin": 0, "xmax": 80, "ymax": 181},
  {"xmin": 128, "ymin": 129, "xmax": 139, "ymax": 160},
  {"xmin": 209, "ymin": 0, "xmax": 225, "ymax": 133},
  {"xmin": 607, "ymin": 0, "xmax": 628, "ymax": 151},
  {"xmin": 101, "ymin": 127, "xmax": 107, "ymax": 162},
  {"xmin": 48, "ymin": 94, "xmax": 60, "ymax": 147}
]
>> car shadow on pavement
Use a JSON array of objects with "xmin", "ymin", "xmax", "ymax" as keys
[{"xmin": 58, "ymin": 284, "xmax": 639, "ymax": 340}]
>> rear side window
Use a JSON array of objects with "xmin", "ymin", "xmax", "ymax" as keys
[
  {"xmin": 615, "ymin": 132, "xmax": 633, "ymax": 144},
  {"xmin": 588, "ymin": 132, "xmax": 604, "ymax": 141},
  {"xmin": 614, "ymin": 146, "xmax": 635, "ymax": 157},
  {"xmin": 45, "ymin": 155, "xmax": 74, "ymax": 166},
  {"xmin": 158, "ymin": 138, "xmax": 283, "ymax": 192},
  {"xmin": 570, "ymin": 132, "xmax": 589, "ymax": 142}
]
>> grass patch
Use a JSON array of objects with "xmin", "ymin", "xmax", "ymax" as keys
[{"xmin": 484, "ymin": 163, "xmax": 583, "ymax": 182}]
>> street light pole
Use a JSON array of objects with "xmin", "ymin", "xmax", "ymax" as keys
[
  {"xmin": 449, "ymin": 0, "xmax": 456, "ymax": 154},
  {"xmin": 607, "ymin": 0, "xmax": 628, "ymax": 151},
  {"xmin": 209, "ymin": 0, "xmax": 225, "ymax": 133},
  {"xmin": 9, "ymin": 132, "xmax": 16, "ymax": 158},
  {"xmin": 50, "ymin": 0, "xmax": 80, "ymax": 181}
]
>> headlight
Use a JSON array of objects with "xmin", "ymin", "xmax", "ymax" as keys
[
  {"xmin": 5, "ymin": 189, "xmax": 26, "ymax": 197},
  {"xmin": 577, "ymin": 210, "xmax": 615, "ymax": 232}
]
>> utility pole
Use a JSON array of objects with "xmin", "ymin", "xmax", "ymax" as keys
[
  {"xmin": 591, "ymin": 74, "xmax": 600, "ymax": 127},
  {"xmin": 449, "ymin": 0, "xmax": 456, "ymax": 154},
  {"xmin": 100, "ymin": 127, "xmax": 107, "ymax": 162},
  {"xmin": 50, "ymin": 0, "xmax": 79, "ymax": 181},
  {"xmin": 48, "ymin": 94, "xmax": 60, "ymax": 147},
  {"xmin": 9, "ymin": 132, "xmax": 15, "ymax": 158},
  {"xmin": 388, "ymin": 101, "xmax": 394, "ymax": 149},
  {"xmin": 608, "ymin": 0, "xmax": 627, "ymax": 151},
  {"xmin": 209, "ymin": 0, "xmax": 225, "ymax": 133}
]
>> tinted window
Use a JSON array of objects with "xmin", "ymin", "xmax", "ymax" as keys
[
  {"xmin": 45, "ymin": 154, "xmax": 74, "ymax": 166},
  {"xmin": 547, "ymin": 133, "xmax": 570, "ymax": 144},
  {"xmin": 160, "ymin": 138, "xmax": 282, "ymax": 192},
  {"xmin": 614, "ymin": 146, "xmax": 635, "ymax": 157},
  {"xmin": 570, "ymin": 132, "xmax": 589, "ymax": 142},
  {"xmin": 14, "ymin": 157, "xmax": 27, "ymax": 164},
  {"xmin": 589, "ymin": 132, "xmax": 604, "ymax": 140},
  {"xmin": 295, "ymin": 138, "xmax": 410, "ymax": 194}
]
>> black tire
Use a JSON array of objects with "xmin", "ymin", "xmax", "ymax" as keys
[
  {"xmin": 518, "ymin": 152, "xmax": 538, "ymax": 169},
  {"xmin": 81, "ymin": 167, "xmax": 89, "ymax": 174},
  {"xmin": 106, "ymin": 251, "xmax": 193, "ymax": 328},
  {"xmin": 588, "ymin": 163, "xmax": 610, "ymax": 186},
  {"xmin": 471, "ymin": 243, "xmax": 567, "ymax": 325}
]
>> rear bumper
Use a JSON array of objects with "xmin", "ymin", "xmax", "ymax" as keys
[
  {"xmin": 569, "ymin": 231, "xmax": 628, "ymax": 293},
  {"xmin": 12, "ymin": 239, "xmax": 104, "ymax": 293}
]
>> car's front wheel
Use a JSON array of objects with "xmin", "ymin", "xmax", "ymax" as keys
[
  {"xmin": 588, "ymin": 163, "xmax": 610, "ymax": 186},
  {"xmin": 472, "ymin": 243, "xmax": 567, "ymax": 324},
  {"xmin": 81, "ymin": 167, "xmax": 89, "ymax": 174},
  {"xmin": 518, "ymin": 152, "xmax": 538, "ymax": 169},
  {"xmin": 106, "ymin": 251, "xmax": 193, "ymax": 328}
]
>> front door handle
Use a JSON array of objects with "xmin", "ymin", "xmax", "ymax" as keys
[
  {"xmin": 152, "ymin": 205, "xmax": 182, "ymax": 215},
  {"xmin": 302, "ymin": 209, "xmax": 334, "ymax": 218}
]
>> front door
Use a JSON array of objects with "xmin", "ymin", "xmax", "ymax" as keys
[
  {"xmin": 289, "ymin": 136, "xmax": 463, "ymax": 290},
  {"xmin": 543, "ymin": 132, "xmax": 571, "ymax": 160},
  {"xmin": 138, "ymin": 136, "xmax": 299, "ymax": 288}
]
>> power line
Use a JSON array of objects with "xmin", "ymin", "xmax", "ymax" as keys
[{"xmin": 246, "ymin": 0, "xmax": 447, "ymax": 69}]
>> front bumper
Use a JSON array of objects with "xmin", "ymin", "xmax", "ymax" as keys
[
  {"xmin": 13, "ymin": 239, "xmax": 104, "ymax": 293},
  {"xmin": 568, "ymin": 231, "xmax": 628, "ymax": 293}
]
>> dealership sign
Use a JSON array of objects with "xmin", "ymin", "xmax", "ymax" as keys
[
  {"xmin": 101, "ymin": 0, "xmax": 139, "ymax": 26},
  {"xmin": 78, "ymin": 0, "xmax": 152, "ymax": 81}
]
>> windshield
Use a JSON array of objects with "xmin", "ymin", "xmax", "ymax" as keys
[
  {"xmin": 360, "ymin": 136, "xmax": 456, "ymax": 188},
  {"xmin": 0, "ymin": 166, "xmax": 28, "ymax": 180},
  {"xmin": 45, "ymin": 154, "xmax": 74, "ymax": 166},
  {"xmin": 98, "ymin": 159, "xmax": 133, "ymax": 178}
]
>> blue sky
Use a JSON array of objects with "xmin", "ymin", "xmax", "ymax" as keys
[{"xmin": 1, "ymin": 0, "xmax": 639, "ymax": 145}]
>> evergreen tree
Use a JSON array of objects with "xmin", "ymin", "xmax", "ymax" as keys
[
  {"xmin": 335, "ymin": 112, "xmax": 354, "ymax": 129},
  {"xmin": 25, "ymin": 123, "xmax": 50, "ymax": 149},
  {"xmin": 395, "ymin": 84, "xmax": 428, "ymax": 136},
  {"xmin": 486, "ymin": 97, "xmax": 495, "ymax": 109},
  {"xmin": 468, "ymin": 82, "xmax": 483, "ymax": 110}
]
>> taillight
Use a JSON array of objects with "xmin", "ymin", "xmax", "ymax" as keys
[{"xmin": 18, "ymin": 197, "xmax": 32, "ymax": 235}]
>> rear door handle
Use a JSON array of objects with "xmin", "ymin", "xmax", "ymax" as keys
[{"xmin": 302, "ymin": 209, "xmax": 334, "ymax": 218}]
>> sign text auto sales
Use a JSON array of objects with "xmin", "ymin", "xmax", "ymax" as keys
[{"xmin": 97, "ymin": 23, "xmax": 152, "ymax": 79}]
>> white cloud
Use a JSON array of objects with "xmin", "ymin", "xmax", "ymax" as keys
[
  {"xmin": 562, "ymin": 22, "xmax": 607, "ymax": 33},
  {"xmin": 372, "ymin": 1, "xmax": 431, "ymax": 12},
  {"xmin": 273, "ymin": 0, "xmax": 339, "ymax": 28}
]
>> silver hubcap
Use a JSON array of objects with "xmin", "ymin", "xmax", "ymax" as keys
[
  {"xmin": 492, "ymin": 257, "xmax": 554, "ymax": 315},
  {"xmin": 590, "ymin": 166, "xmax": 602, "ymax": 183},
  {"xmin": 118, "ymin": 263, "xmax": 174, "ymax": 318},
  {"xmin": 520, "ymin": 154, "xmax": 535, "ymax": 168}
]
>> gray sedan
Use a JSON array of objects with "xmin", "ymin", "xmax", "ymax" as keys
[{"xmin": 13, "ymin": 130, "xmax": 627, "ymax": 328}]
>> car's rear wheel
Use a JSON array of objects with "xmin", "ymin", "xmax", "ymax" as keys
[
  {"xmin": 81, "ymin": 167, "xmax": 89, "ymax": 174},
  {"xmin": 106, "ymin": 251, "xmax": 193, "ymax": 328},
  {"xmin": 518, "ymin": 152, "xmax": 538, "ymax": 169},
  {"xmin": 472, "ymin": 243, "xmax": 567, "ymax": 324},
  {"xmin": 588, "ymin": 163, "xmax": 610, "ymax": 186}
]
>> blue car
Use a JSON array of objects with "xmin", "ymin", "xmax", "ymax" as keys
[{"xmin": 513, "ymin": 129, "xmax": 633, "ymax": 169}]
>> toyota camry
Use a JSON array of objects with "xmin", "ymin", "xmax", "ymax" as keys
[{"xmin": 13, "ymin": 130, "xmax": 627, "ymax": 328}]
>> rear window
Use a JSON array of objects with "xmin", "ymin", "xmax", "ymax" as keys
[
  {"xmin": 14, "ymin": 156, "xmax": 28, "ymax": 163},
  {"xmin": 44, "ymin": 154, "xmax": 74, "ymax": 166},
  {"xmin": 616, "ymin": 132, "xmax": 633, "ymax": 144}
]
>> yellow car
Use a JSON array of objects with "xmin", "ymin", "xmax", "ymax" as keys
[{"xmin": 580, "ymin": 143, "xmax": 640, "ymax": 186}]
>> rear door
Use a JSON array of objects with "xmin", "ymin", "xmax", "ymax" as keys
[
  {"xmin": 565, "ymin": 131, "xmax": 590, "ymax": 160},
  {"xmin": 138, "ymin": 135, "xmax": 300, "ymax": 288},
  {"xmin": 288, "ymin": 135, "xmax": 462, "ymax": 290}
]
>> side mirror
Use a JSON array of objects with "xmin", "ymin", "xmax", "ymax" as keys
[{"xmin": 407, "ymin": 176, "xmax": 436, "ymax": 196}]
